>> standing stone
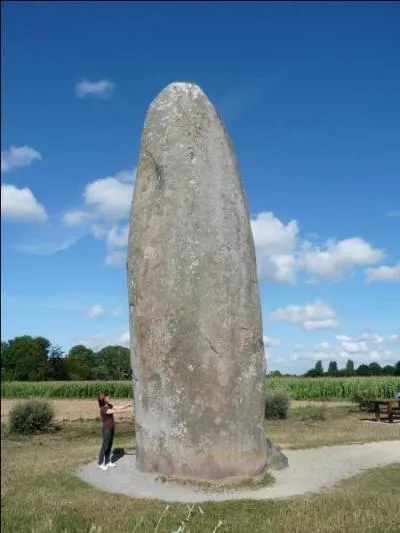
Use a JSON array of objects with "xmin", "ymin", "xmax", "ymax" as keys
[{"xmin": 127, "ymin": 82, "xmax": 269, "ymax": 480}]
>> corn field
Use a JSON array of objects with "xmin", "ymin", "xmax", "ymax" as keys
[
  {"xmin": 267, "ymin": 376, "xmax": 399, "ymax": 400},
  {"xmin": 1, "ymin": 377, "xmax": 398, "ymax": 400},
  {"xmin": 0, "ymin": 381, "xmax": 133, "ymax": 399}
]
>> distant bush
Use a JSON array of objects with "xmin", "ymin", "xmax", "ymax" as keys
[
  {"xmin": 9, "ymin": 399, "xmax": 55, "ymax": 435},
  {"xmin": 300, "ymin": 405, "xmax": 327, "ymax": 422},
  {"xmin": 265, "ymin": 390, "xmax": 290, "ymax": 420},
  {"xmin": 1, "ymin": 421, "xmax": 10, "ymax": 439}
]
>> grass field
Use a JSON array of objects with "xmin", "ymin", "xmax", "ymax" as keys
[
  {"xmin": 2, "ymin": 404, "xmax": 400, "ymax": 533},
  {"xmin": 2, "ymin": 376, "xmax": 399, "ymax": 400}
]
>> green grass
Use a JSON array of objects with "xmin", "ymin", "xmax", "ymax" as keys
[
  {"xmin": 1, "ymin": 414, "xmax": 399, "ymax": 533},
  {"xmin": 2, "ymin": 376, "xmax": 399, "ymax": 400}
]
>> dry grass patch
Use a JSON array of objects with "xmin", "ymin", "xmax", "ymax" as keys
[
  {"xmin": 2, "ymin": 401, "xmax": 399, "ymax": 448},
  {"xmin": 1, "ymin": 399, "xmax": 354, "ymax": 423},
  {"xmin": 269, "ymin": 405, "xmax": 400, "ymax": 449},
  {"xmin": 1, "ymin": 399, "xmax": 134, "ymax": 423}
]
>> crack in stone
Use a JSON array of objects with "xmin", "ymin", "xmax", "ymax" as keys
[
  {"xmin": 145, "ymin": 150, "xmax": 164, "ymax": 191},
  {"xmin": 203, "ymin": 336, "xmax": 218, "ymax": 354}
]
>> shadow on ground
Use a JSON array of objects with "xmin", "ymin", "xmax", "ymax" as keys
[
  {"xmin": 359, "ymin": 418, "xmax": 400, "ymax": 424},
  {"xmin": 111, "ymin": 447, "xmax": 136, "ymax": 463}
]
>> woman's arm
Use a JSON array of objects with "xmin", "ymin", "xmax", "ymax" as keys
[{"xmin": 105, "ymin": 403, "xmax": 133, "ymax": 414}]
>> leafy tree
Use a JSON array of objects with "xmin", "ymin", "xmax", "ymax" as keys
[
  {"xmin": 304, "ymin": 360, "xmax": 324, "ymax": 377},
  {"xmin": 96, "ymin": 345, "xmax": 131, "ymax": 380},
  {"xmin": 1, "ymin": 341, "xmax": 9, "ymax": 380},
  {"xmin": 368, "ymin": 362, "xmax": 382, "ymax": 376},
  {"xmin": 1, "ymin": 336, "xmax": 50, "ymax": 381},
  {"xmin": 382, "ymin": 365, "xmax": 395, "ymax": 376},
  {"xmin": 315, "ymin": 360, "xmax": 324, "ymax": 377},
  {"xmin": 356, "ymin": 364, "xmax": 371, "ymax": 377},
  {"xmin": 90, "ymin": 364, "xmax": 110, "ymax": 380},
  {"xmin": 268, "ymin": 370, "xmax": 282, "ymax": 377},
  {"xmin": 47, "ymin": 346, "xmax": 68, "ymax": 380},
  {"xmin": 327, "ymin": 360, "xmax": 338, "ymax": 376},
  {"xmin": 345, "ymin": 359, "xmax": 355, "ymax": 377},
  {"xmin": 66, "ymin": 345, "xmax": 95, "ymax": 380},
  {"xmin": 1, "ymin": 341, "xmax": 9, "ymax": 354},
  {"xmin": 395, "ymin": 361, "xmax": 400, "ymax": 376}
]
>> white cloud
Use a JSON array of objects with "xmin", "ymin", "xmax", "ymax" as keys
[
  {"xmin": 263, "ymin": 335, "xmax": 280, "ymax": 347},
  {"xmin": 251, "ymin": 212, "xmax": 385, "ymax": 284},
  {"xmin": 338, "ymin": 331, "xmax": 397, "ymax": 362},
  {"xmin": 76, "ymin": 332, "xmax": 108, "ymax": 350},
  {"xmin": 358, "ymin": 332, "xmax": 384, "ymax": 344},
  {"xmin": 387, "ymin": 210, "xmax": 400, "ymax": 217},
  {"xmin": 63, "ymin": 210, "xmax": 93, "ymax": 227},
  {"xmin": 315, "ymin": 341, "xmax": 331, "ymax": 351},
  {"xmin": 62, "ymin": 169, "xmax": 135, "ymax": 264},
  {"xmin": 291, "ymin": 331, "xmax": 399, "ymax": 365},
  {"xmin": 1, "ymin": 145, "xmax": 41, "ymax": 173},
  {"xmin": 113, "ymin": 169, "xmax": 136, "ymax": 183},
  {"xmin": 104, "ymin": 249, "xmax": 126, "ymax": 266},
  {"xmin": 86, "ymin": 304, "xmax": 104, "ymax": 319},
  {"xmin": 389, "ymin": 333, "xmax": 400, "ymax": 345},
  {"xmin": 268, "ymin": 300, "xmax": 339, "ymax": 331},
  {"xmin": 76, "ymin": 330, "xmax": 131, "ymax": 350},
  {"xmin": 84, "ymin": 176, "xmax": 133, "ymax": 219},
  {"xmin": 1, "ymin": 184, "xmax": 48, "ymax": 222},
  {"xmin": 16, "ymin": 237, "xmax": 81, "ymax": 255},
  {"xmin": 64, "ymin": 170, "xmax": 135, "ymax": 224},
  {"xmin": 251, "ymin": 212, "xmax": 298, "ymax": 283},
  {"xmin": 103, "ymin": 225, "xmax": 128, "ymax": 266},
  {"xmin": 263, "ymin": 335, "xmax": 281, "ymax": 374},
  {"xmin": 300, "ymin": 237, "xmax": 385, "ymax": 281},
  {"xmin": 74, "ymin": 79, "xmax": 115, "ymax": 100},
  {"xmin": 61, "ymin": 179, "xmax": 389, "ymax": 278},
  {"xmin": 365, "ymin": 263, "xmax": 400, "ymax": 283},
  {"xmin": 106, "ymin": 224, "xmax": 129, "ymax": 248},
  {"xmin": 335, "ymin": 335, "xmax": 369, "ymax": 354},
  {"xmin": 117, "ymin": 331, "xmax": 130, "ymax": 347},
  {"xmin": 304, "ymin": 319, "xmax": 339, "ymax": 330}
]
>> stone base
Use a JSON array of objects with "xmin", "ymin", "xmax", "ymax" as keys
[
  {"xmin": 265, "ymin": 438, "xmax": 289, "ymax": 470},
  {"xmin": 154, "ymin": 470, "xmax": 274, "ymax": 490},
  {"xmin": 135, "ymin": 450, "xmax": 270, "ymax": 481}
]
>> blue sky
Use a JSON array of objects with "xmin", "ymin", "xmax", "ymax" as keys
[{"xmin": 1, "ymin": 1, "xmax": 399, "ymax": 374}]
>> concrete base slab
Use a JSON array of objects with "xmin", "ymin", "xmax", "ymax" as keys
[{"xmin": 76, "ymin": 440, "xmax": 399, "ymax": 503}]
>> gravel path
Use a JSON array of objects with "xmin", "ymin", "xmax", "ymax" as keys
[{"xmin": 76, "ymin": 440, "xmax": 400, "ymax": 503}]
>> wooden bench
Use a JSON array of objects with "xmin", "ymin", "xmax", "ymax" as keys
[{"xmin": 363, "ymin": 399, "xmax": 400, "ymax": 423}]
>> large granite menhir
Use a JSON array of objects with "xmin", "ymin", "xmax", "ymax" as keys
[{"xmin": 127, "ymin": 82, "xmax": 280, "ymax": 480}]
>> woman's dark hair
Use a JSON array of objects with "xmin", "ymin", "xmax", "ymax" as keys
[{"xmin": 98, "ymin": 392, "xmax": 108, "ymax": 407}]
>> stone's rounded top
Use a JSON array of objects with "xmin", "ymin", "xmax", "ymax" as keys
[
  {"xmin": 145, "ymin": 82, "xmax": 213, "ymax": 129},
  {"xmin": 149, "ymin": 82, "xmax": 207, "ymax": 112},
  {"xmin": 161, "ymin": 81, "xmax": 205, "ymax": 98}
]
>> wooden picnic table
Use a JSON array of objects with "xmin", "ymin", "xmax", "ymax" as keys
[{"xmin": 370, "ymin": 399, "xmax": 400, "ymax": 423}]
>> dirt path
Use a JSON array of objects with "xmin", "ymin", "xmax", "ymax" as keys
[{"xmin": 76, "ymin": 440, "xmax": 400, "ymax": 503}]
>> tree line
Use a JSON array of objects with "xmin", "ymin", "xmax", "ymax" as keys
[
  {"xmin": 1, "ymin": 335, "xmax": 132, "ymax": 381},
  {"xmin": 1, "ymin": 335, "xmax": 399, "ymax": 382},
  {"xmin": 303, "ymin": 359, "xmax": 400, "ymax": 377}
]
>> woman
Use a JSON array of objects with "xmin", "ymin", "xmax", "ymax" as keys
[{"xmin": 97, "ymin": 391, "xmax": 132, "ymax": 470}]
